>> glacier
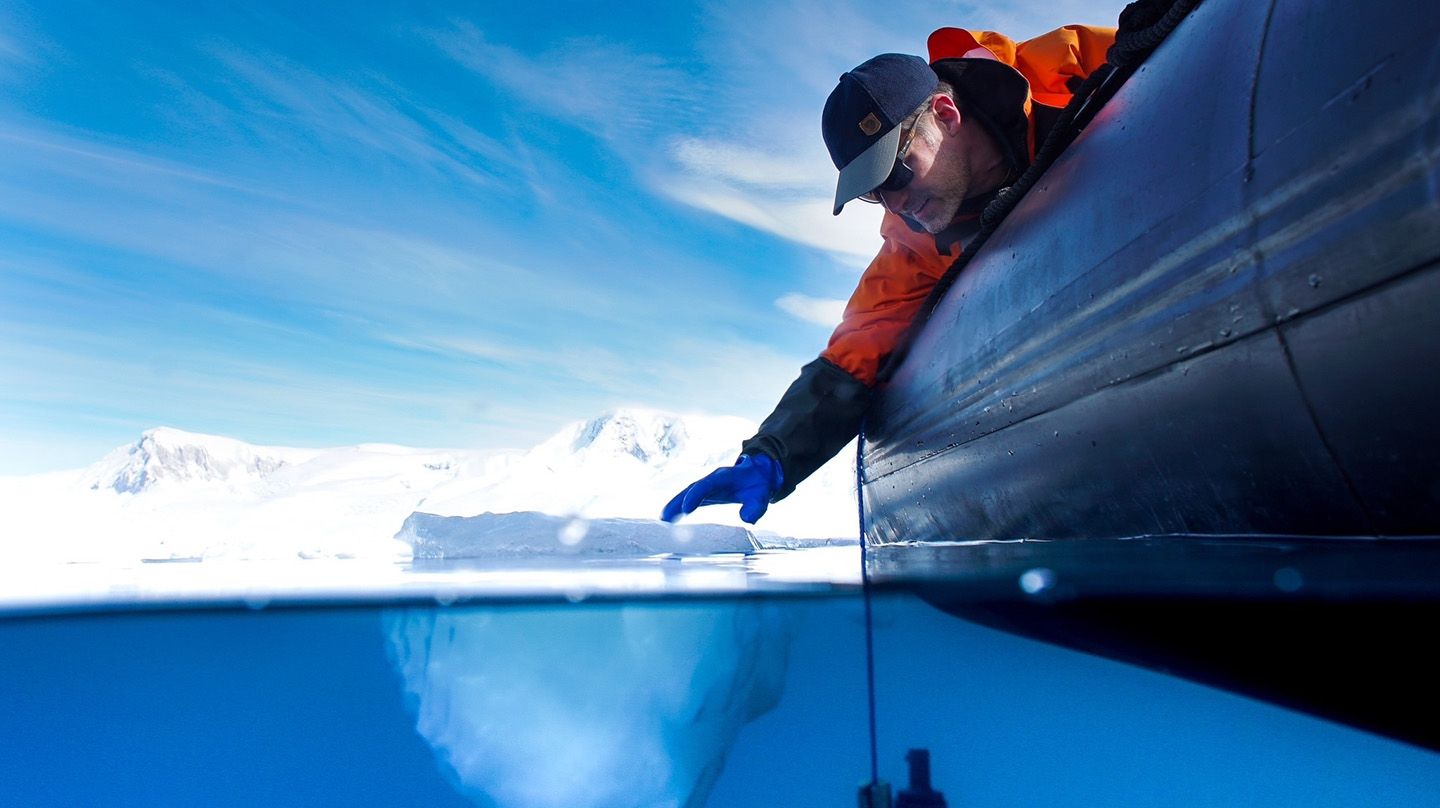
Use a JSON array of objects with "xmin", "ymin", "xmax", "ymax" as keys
[{"xmin": 384, "ymin": 599, "xmax": 796, "ymax": 808}]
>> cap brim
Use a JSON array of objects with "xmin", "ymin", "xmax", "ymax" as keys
[{"xmin": 832, "ymin": 124, "xmax": 904, "ymax": 215}]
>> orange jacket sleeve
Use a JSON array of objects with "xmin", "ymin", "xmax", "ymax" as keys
[{"xmin": 819, "ymin": 212, "xmax": 960, "ymax": 386}]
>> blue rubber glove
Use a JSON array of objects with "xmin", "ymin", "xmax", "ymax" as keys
[{"xmin": 661, "ymin": 453, "xmax": 784, "ymax": 525}]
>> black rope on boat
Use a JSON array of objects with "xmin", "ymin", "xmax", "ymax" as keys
[
  {"xmin": 1108, "ymin": 0, "xmax": 1202, "ymax": 67},
  {"xmin": 875, "ymin": 0, "xmax": 1203, "ymax": 384}
]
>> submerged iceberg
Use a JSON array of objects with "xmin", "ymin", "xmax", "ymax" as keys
[
  {"xmin": 396, "ymin": 511, "xmax": 760, "ymax": 559},
  {"xmin": 384, "ymin": 600, "xmax": 795, "ymax": 808}
]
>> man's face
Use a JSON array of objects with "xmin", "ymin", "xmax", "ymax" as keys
[{"xmin": 877, "ymin": 116, "xmax": 973, "ymax": 234}]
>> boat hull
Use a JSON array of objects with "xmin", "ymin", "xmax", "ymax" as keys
[
  {"xmin": 860, "ymin": 0, "xmax": 1440, "ymax": 750},
  {"xmin": 862, "ymin": 0, "xmax": 1440, "ymax": 544}
]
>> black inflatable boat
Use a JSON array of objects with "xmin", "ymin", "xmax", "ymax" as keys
[{"xmin": 860, "ymin": 0, "xmax": 1440, "ymax": 750}]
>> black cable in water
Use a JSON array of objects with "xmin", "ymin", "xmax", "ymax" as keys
[{"xmin": 855, "ymin": 427, "xmax": 880, "ymax": 789}]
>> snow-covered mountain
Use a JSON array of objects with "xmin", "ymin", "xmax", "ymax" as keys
[
  {"xmin": 567, "ymin": 409, "xmax": 690, "ymax": 463},
  {"xmin": 83, "ymin": 427, "xmax": 306, "ymax": 494},
  {"xmin": 0, "ymin": 409, "xmax": 858, "ymax": 564}
]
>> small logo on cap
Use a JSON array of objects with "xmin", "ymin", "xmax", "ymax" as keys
[{"xmin": 858, "ymin": 113, "xmax": 882, "ymax": 136}]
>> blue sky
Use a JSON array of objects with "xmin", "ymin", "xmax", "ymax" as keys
[{"xmin": 0, "ymin": 0, "xmax": 1128, "ymax": 474}]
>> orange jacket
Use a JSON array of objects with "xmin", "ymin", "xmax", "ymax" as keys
[{"xmin": 820, "ymin": 25, "xmax": 1116, "ymax": 387}]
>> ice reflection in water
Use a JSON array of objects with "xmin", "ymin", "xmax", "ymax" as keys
[{"xmin": 384, "ymin": 600, "xmax": 796, "ymax": 808}]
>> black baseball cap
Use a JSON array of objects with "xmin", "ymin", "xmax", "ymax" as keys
[{"xmin": 822, "ymin": 53, "xmax": 939, "ymax": 215}]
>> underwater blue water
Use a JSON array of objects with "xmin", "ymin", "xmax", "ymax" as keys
[{"xmin": 0, "ymin": 592, "xmax": 1436, "ymax": 807}]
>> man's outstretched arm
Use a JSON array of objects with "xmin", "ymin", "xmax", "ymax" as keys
[
  {"xmin": 660, "ymin": 358, "xmax": 868, "ymax": 524},
  {"xmin": 662, "ymin": 221, "xmax": 950, "ymax": 522},
  {"xmin": 738, "ymin": 357, "xmax": 871, "ymax": 500}
]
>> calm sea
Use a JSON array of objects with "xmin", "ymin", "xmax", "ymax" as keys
[{"xmin": 1, "ymin": 557, "xmax": 1437, "ymax": 807}]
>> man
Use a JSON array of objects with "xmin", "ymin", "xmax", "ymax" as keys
[{"xmin": 663, "ymin": 25, "xmax": 1115, "ymax": 525}]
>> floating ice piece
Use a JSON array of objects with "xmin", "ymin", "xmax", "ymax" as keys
[
  {"xmin": 396, "ymin": 511, "xmax": 760, "ymax": 559},
  {"xmin": 384, "ymin": 600, "xmax": 795, "ymax": 808}
]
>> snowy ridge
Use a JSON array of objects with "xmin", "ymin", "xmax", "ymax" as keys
[
  {"xmin": 566, "ymin": 409, "xmax": 688, "ymax": 463},
  {"xmin": 83, "ymin": 427, "xmax": 302, "ymax": 494},
  {"xmin": 1, "ymin": 408, "xmax": 859, "ymax": 564},
  {"xmin": 416, "ymin": 409, "xmax": 772, "ymax": 523},
  {"xmin": 536, "ymin": 408, "xmax": 751, "ymax": 468}
]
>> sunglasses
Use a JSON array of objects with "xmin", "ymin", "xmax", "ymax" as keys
[{"xmin": 857, "ymin": 115, "xmax": 924, "ymax": 204}]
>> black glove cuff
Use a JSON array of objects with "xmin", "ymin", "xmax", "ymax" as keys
[{"xmin": 741, "ymin": 357, "xmax": 871, "ymax": 500}]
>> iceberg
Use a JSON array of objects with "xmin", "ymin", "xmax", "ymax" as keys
[
  {"xmin": 396, "ymin": 511, "xmax": 760, "ymax": 559},
  {"xmin": 384, "ymin": 600, "xmax": 795, "ymax": 808}
]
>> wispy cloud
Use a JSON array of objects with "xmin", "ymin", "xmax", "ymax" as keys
[
  {"xmin": 429, "ymin": 22, "xmax": 694, "ymax": 142},
  {"xmin": 199, "ymin": 43, "xmax": 518, "ymax": 188},
  {"xmin": 663, "ymin": 133, "xmax": 885, "ymax": 261},
  {"xmin": 670, "ymin": 139, "xmax": 822, "ymax": 188},
  {"xmin": 1, "ymin": 122, "xmax": 536, "ymax": 311},
  {"xmin": 662, "ymin": 180, "xmax": 884, "ymax": 262},
  {"xmin": 0, "ymin": 31, "xmax": 26, "ymax": 73},
  {"xmin": 776, "ymin": 293, "xmax": 846, "ymax": 328},
  {"xmin": 628, "ymin": 0, "xmax": 922, "ymax": 270},
  {"xmin": 0, "ymin": 6, "xmax": 58, "ymax": 82}
]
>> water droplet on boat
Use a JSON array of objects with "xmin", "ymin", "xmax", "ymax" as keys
[
  {"xmin": 1020, "ymin": 568, "xmax": 1056, "ymax": 595},
  {"xmin": 559, "ymin": 517, "xmax": 589, "ymax": 546},
  {"xmin": 1220, "ymin": 328, "xmax": 1233, "ymax": 338},
  {"xmin": 1274, "ymin": 567, "xmax": 1303, "ymax": 593},
  {"xmin": 1308, "ymin": 274, "xmax": 1322, "ymax": 288}
]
